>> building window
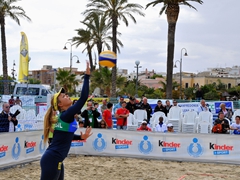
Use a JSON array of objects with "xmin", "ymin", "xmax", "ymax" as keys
[{"xmin": 185, "ymin": 83, "xmax": 188, "ymax": 88}]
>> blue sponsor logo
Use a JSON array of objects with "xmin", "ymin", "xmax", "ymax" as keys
[
  {"xmin": 213, "ymin": 151, "xmax": 229, "ymax": 155},
  {"xmin": 138, "ymin": 135, "xmax": 153, "ymax": 155},
  {"xmin": 39, "ymin": 135, "xmax": 46, "ymax": 154},
  {"xmin": 92, "ymin": 133, "xmax": 107, "ymax": 152},
  {"xmin": 12, "ymin": 137, "xmax": 21, "ymax": 160},
  {"xmin": 187, "ymin": 138, "xmax": 203, "ymax": 158},
  {"xmin": 162, "ymin": 148, "xmax": 177, "ymax": 152}
]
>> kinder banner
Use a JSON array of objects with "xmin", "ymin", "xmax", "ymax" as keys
[
  {"xmin": 1, "ymin": 129, "xmax": 240, "ymax": 169},
  {"xmin": 70, "ymin": 129, "xmax": 240, "ymax": 164},
  {"xmin": 0, "ymin": 131, "xmax": 45, "ymax": 168}
]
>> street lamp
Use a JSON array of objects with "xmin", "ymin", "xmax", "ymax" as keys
[
  {"xmin": 134, "ymin": 60, "xmax": 142, "ymax": 98},
  {"xmin": 63, "ymin": 42, "xmax": 73, "ymax": 72},
  {"xmin": 174, "ymin": 48, "xmax": 188, "ymax": 99},
  {"xmin": 11, "ymin": 60, "xmax": 17, "ymax": 80}
]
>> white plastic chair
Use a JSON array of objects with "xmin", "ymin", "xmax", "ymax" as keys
[
  {"xmin": 182, "ymin": 111, "xmax": 198, "ymax": 133},
  {"xmin": 167, "ymin": 106, "xmax": 183, "ymax": 132},
  {"xmin": 134, "ymin": 109, "xmax": 148, "ymax": 126},
  {"xmin": 197, "ymin": 111, "xmax": 213, "ymax": 133},
  {"xmin": 127, "ymin": 113, "xmax": 138, "ymax": 131},
  {"xmin": 232, "ymin": 109, "xmax": 240, "ymax": 123}
]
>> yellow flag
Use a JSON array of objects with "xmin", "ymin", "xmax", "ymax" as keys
[{"xmin": 18, "ymin": 32, "xmax": 29, "ymax": 83}]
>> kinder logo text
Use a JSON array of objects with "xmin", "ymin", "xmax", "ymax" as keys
[
  {"xmin": 159, "ymin": 140, "xmax": 181, "ymax": 152},
  {"xmin": 112, "ymin": 138, "xmax": 132, "ymax": 149},
  {"xmin": 0, "ymin": 145, "xmax": 8, "ymax": 158},
  {"xmin": 209, "ymin": 142, "xmax": 233, "ymax": 155},
  {"xmin": 24, "ymin": 141, "xmax": 36, "ymax": 154}
]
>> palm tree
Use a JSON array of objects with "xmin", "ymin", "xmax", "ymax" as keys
[
  {"xmin": 56, "ymin": 68, "xmax": 79, "ymax": 94},
  {"xmin": 83, "ymin": 0, "xmax": 145, "ymax": 97},
  {"xmin": 71, "ymin": 28, "xmax": 95, "ymax": 72},
  {"xmin": 0, "ymin": 0, "xmax": 31, "ymax": 94},
  {"xmin": 146, "ymin": 0, "xmax": 203, "ymax": 99},
  {"xmin": 82, "ymin": 13, "xmax": 112, "ymax": 55}
]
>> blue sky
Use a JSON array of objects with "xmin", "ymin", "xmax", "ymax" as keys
[{"xmin": 1, "ymin": 0, "xmax": 240, "ymax": 79}]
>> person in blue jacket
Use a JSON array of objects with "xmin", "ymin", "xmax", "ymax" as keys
[{"xmin": 40, "ymin": 62, "xmax": 92, "ymax": 180}]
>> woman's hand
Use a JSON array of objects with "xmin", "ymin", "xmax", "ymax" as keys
[
  {"xmin": 85, "ymin": 61, "xmax": 90, "ymax": 75},
  {"xmin": 80, "ymin": 126, "xmax": 93, "ymax": 140}
]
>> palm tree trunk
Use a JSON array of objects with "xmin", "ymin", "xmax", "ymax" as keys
[
  {"xmin": 166, "ymin": 4, "xmax": 179, "ymax": 99},
  {"xmin": 87, "ymin": 45, "xmax": 94, "ymax": 72},
  {"xmin": 0, "ymin": 17, "xmax": 9, "ymax": 95},
  {"xmin": 111, "ymin": 16, "xmax": 118, "ymax": 97}
]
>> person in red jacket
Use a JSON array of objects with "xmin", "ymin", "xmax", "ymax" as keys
[
  {"xmin": 137, "ymin": 120, "xmax": 152, "ymax": 131},
  {"xmin": 115, "ymin": 101, "xmax": 129, "ymax": 130}
]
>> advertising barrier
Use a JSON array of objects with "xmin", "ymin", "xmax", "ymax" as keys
[{"xmin": 1, "ymin": 129, "xmax": 240, "ymax": 169}]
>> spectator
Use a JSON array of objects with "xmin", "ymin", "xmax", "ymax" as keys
[
  {"xmin": 219, "ymin": 103, "xmax": 233, "ymax": 120},
  {"xmin": 155, "ymin": 117, "xmax": 167, "ymax": 132},
  {"xmin": 126, "ymin": 96, "xmax": 138, "ymax": 114},
  {"xmin": 172, "ymin": 100, "xmax": 178, "ymax": 107},
  {"xmin": 78, "ymin": 120, "xmax": 84, "ymax": 128},
  {"xmin": 154, "ymin": 100, "xmax": 165, "ymax": 113},
  {"xmin": 101, "ymin": 99, "xmax": 108, "ymax": 114},
  {"xmin": 99, "ymin": 120, "xmax": 107, "ymax": 129},
  {"xmin": 137, "ymin": 120, "xmax": 152, "ymax": 131},
  {"xmin": 15, "ymin": 96, "xmax": 22, "ymax": 106},
  {"xmin": 164, "ymin": 123, "xmax": 175, "ymax": 133},
  {"xmin": 164, "ymin": 100, "xmax": 172, "ymax": 116},
  {"xmin": 195, "ymin": 88, "xmax": 203, "ymax": 101},
  {"xmin": 113, "ymin": 96, "xmax": 124, "ymax": 114},
  {"xmin": 102, "ymin": 102, "xmax": 113, "ymax": 129},
  {"xmin": 115, "ymin": 101, "xmax": 129, "ymax": 130},
  {"xmin": 198, "ymin": 99, "xmax": 211, "ymax": 114},
  {"xmin": 81, "ymin": 101, "xmax": 100, "ymax": 128},
  {"xmin": 230, "ymin": 116, "xmax": 240, "ymax": 135},
  {"xmin": 0, "ymin": 102, "xmax": 18, "ymax": 132},
  {"xmin": 139, "ymin": 97, "xmax": 152, "ymax": 124},
  {"xmin": 212, "ymin": 112, "xmax": 230, "ymax": 134},
  {"xmin": 8, "ymin": 96, "xmax": 15, "ymax": 107}
]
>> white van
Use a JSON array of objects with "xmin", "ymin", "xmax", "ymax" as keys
[{"xmin": 13, "ymin": 84, "xmax": 53, "ymax": 97}]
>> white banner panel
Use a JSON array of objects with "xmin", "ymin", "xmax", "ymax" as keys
[
  {"xmin": 1, "ymin": 129, "xmax": 240, "ymax": 169},
  {"xmin": 70, "ymin": 129, "xmax": 240, "ymax": 164}
]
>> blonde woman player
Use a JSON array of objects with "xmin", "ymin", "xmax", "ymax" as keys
[{"xmin": 40, "ymin": 62, "xmax": 92, "ymax": 180}]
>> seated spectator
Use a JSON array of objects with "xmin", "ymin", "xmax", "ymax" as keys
[
  {"xmin": 154, "ymin": 100, "xmax": 165, "ymax": 113},
  {"xmin": 78, "ymin": 121, "xmax": 84, "ymax": 128},
  {"xmin": 99, "ymin": 120, "xmax": 107, "ymax": 129},
  {"xmin": 164, "ymin": 123, "xmax": 175, "ymax": 133},
  {"xmin": 219, "ymin": 103, "xmax": 233, "ymax": 120},
  {"xmin": 164, "ymin": 100, "xmax": 172, "ymax": 116},
  {"xmin": 212, "ymin": 112, "xmax": 230, "ymax": 134},
  {"xmin": 230, "ymin": 116, "xmax": 240, "ymax": 135},
  {"xmin": 137, "ymin": 120, "xmax": 152, "ymax": 131},
  {"xmin": 155, "ymin": 117, "xmax": 167, "ymax": 132},
  {"xmin": 15, "ymin": 96, "xmax": 22, "ymax": 106},
  {"xmin": 197, "ymin": 99, "xmax": 211, "ymax": 114}
]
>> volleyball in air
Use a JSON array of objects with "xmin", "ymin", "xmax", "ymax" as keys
[{"xmin": 99, "ymin": 50, "xmax": 117, "ymax": 68}]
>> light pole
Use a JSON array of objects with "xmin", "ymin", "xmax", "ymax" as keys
[
  {"xmin": 11, "ymin": 60, "xmax": 16, "ymax": 80},
  {"xmin": 134, "ymin": 60, "xmax": 142, "ymax": 98},
  {"xmin": 63, "ymin": 42, "xmax": 73, "ymax": 72},
  {"xmin": 174, "ymin": 48, "xmax": 188, "ymax": 99}
]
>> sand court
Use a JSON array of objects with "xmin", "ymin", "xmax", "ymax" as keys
[{"xmin": 0, "ymin": 155, "xmax": 239, "ymax": 180}]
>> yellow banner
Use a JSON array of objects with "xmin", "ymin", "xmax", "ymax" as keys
[{"xmin": 18, "ymin": 32, "xmax": 29, "ymax": 83}]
